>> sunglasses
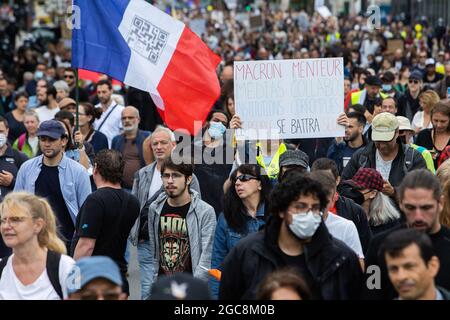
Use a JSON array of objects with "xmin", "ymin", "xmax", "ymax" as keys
[
  {"xmin": 64, "ymin": 75, "xmax": 75, "ymax": 79},
  {"xmin": 234, "ymin": 174, "xmax": 258, "ymax": 183},
  {"xmin": 408, "ymin": 80, "xmax": 420, "ymax": 84}
]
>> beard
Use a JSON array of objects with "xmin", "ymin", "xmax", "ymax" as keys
[{"xmin": 165, "ymin": 183, "xmax": 188, "ymax": 199}]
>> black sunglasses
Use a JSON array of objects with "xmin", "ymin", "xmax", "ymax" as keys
[
  {"xmin": 408, "ymin": 79, "xmax": 420, "ymax": 84},
  {"xmin": 234, "ymin": 174, "xmax": 258, "ymax": 183}
]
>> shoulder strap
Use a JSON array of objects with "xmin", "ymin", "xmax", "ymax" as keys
[
  {"xmin": 18, "ymin": 134, "xmax": 26, "ymax": 151},
  {"xmin": 97, "ymin": 103, "xmax": 118, "ymax": 131},
  {"xmin": 0, "ymin": 256, "xmax": 9, "ymax": 279},
  {"xmin": 403, "ymin": 144, "xmax": 414, "ymax": 172},
  {"xmin": 46, "ymin": 250, "xmax": 63, "ymax": 299}
]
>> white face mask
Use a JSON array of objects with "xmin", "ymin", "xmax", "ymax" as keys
[
  {"xmin": 0, "ymin": 133, "xmax": 7, "ymax": 148},
  {"xmin": 288, "ymin": 211, "xmax": 322, "ymax": 240}
]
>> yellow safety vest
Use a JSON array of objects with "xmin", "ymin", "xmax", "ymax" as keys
[
  {"xmin": 326, "ymin": 32, "xmax": 341, "ymax": 43},
  {"xmin": 351, "ymin": 90, "xmax": 388, "ymax": 106},
  {"xmin": 255, "ymin": 142, "xmax": 287, "ymax": 180}
]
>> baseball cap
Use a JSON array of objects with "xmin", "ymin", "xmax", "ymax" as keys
[
  {"xmin": 396, "ymin": 116, "xmax": 414, "ymax": 132},
  {"xmin": 37, "ymin": 120, "xmax": 66, "ymax": 140},
  {"xmin": 365, "ymin": 75, "xmax": 382, "ymax": 87},
  {"xmin": 59, "ymin": 98, "xmax": 76, "ymax": 110},
  {"xmin": 347, "ymin": 168, "xmax": 384, "ymax": 191},
  {"xmin": 409, "ymin": 70, "xmax": 423, "ymax": 81},
  {"xmin": 371, "ymin": 112, "xmax": 399, "ymax": 142},
  {"xmin": 279, "ymin": 150, "xmax": 309, "ymax": 169},
  {"xmin": 150, "ymin": 273, "xmax": 211, "ymax": 300},
  {"xmin": 425, "ymin": 58, "xmax": 436, "ymax": 66},
  {"xmin": 66, "ymin": 256, "xmax": 123, "ymax": 295}
]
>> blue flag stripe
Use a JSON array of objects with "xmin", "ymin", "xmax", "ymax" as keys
[{"xmin": 72, "ymin": 0, "xmax": 131, "ymax": 81}]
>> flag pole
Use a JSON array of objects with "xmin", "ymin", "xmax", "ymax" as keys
[{"xmin": 74, "ymin": 68, "xmax": 80, "ymax": 148}]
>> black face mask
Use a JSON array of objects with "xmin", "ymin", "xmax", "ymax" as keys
[{"xmin": 352, "ymin": 190, "xmax": 365, "ymax": 206}]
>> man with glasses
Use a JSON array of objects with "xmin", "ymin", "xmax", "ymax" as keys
[
  {"xmin": 398, "ymin": 70, "xmax": 423, "ymax": 122},
  {"xmin": 111, "ymin": 106, "xmax": 150, "ymax": 192},
  {"xmin": 64, "ymin": 68, "xmax": 89, "ymax": 102},
  {"xmin": 14, "ymin": 120, "xmax": 91, "ymax": 249},
  {"xmin": 130, "ymin": 126, "xmax": 201, "ymax": 299},
  {"xmin": 219, "ymin": 173, "xmax": 363, "ymax": 300},
  {"xmin": 364, "ymin": 169, "xmax": 450, "ymax": 299},
  {"xmin": 67, "ymin": 256, "xmax": 127, "ymax": 300},
  {"xmin": 144, "ymin": 157, "xmax": 216, "ymax": 298}
]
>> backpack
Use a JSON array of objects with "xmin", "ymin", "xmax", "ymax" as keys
[
  {"xmin": 358, "ymin": 144, "xmax": 415, "ymax": 176},
  {"xmin": 17, "ymin": 133, "xmax": 26, "ymax": 151},
  {"xmin": 0, "ymin": 250, "xmax": 63, "ymax": 299}
]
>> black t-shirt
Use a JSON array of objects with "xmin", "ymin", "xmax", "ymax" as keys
[
  {"xmin": 415, "ymin": 129, "xmax": 450, "ymax": 168},
  {"xmin": 35, "ymin": 164, "xmax": 73, "ymax": 244},
  {"xmin": 277, "ymin": 247, "xmax": 319, "ymax": 299},
  {"xmin": 5, "ymin": 112, "xmax": 26, "ymax": 144},
  {"xmin": 365, "ymin": 224, "xmax": 450, "ymax": 300},
  {"xmin": 193, "ymin": 143, "xmax": 232, "ymax": 216},
  {"xmin": 158, "ymin": 201, "xmax": 192, "ymax": 276},
  {"xmin": 71, "ymin": 188, "xmax": 140, "ymax": 277}
]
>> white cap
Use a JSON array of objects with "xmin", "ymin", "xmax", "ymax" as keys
[{"xmin": 426, "ymin": 58, "xmax": 436, "ymax": 66}]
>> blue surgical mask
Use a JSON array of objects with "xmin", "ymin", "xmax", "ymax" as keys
[
  {"xmin": 382, "ymin": 84, "xmax": 392, "ymax": 92},
  {"xmin": 34, "ymin": 71, "xmax": 44, "ymax": 80},
  {"xmin": 207, "ymin": 121, "xmax": 226, "ymax": 139}
]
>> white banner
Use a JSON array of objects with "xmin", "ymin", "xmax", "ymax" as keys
[{"xmin": 234, "ymin": 58, "xmax": 345, "ymax": 140}]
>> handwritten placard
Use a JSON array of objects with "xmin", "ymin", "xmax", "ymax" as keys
[{"xmin": 234, "ymin": 58, "xmax": 344, "ymax": 140}]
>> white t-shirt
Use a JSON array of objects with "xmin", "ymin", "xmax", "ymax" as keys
[
  {"xmin": 148, "ymin": 167, "xmax": 162, "ymax": 200},
  {"xmin": 412, "ymin": 111, "xmax": 433, "ymax": 132},
  {"xmin": 35, "ymin": 106, "xmax": 60, "ymax": 123},
  {"xmin": 94, "ymin": 102, "xmax": 124, "ymax": 148},
  {"xmin": 28, "ymin": 136, "xmax": 39, "ymax": 155},
  {"xmin": 0, "ymin": 254, "xmax": 75, "ymax": 300},
  {"xmin": 325, "ymin": 212, "xmax": 364, "ymax": 259},
  {"xmin": 375, "ymin": 149, "xmax": 393, "ymax": 181}
]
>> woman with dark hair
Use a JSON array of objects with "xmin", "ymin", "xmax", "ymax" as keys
[
  {"xmin": 5, "ymin": 92, "xmax": 28, "ymax": 143},
  {"xmin": 210, "ymin": 164, "xmax": 271, "ymax": 298},
  {"xmin": 78, "ymin": 102, "xmax": 109, "ymax": 153},
  {"xmin": 416, "ymin": 101, "xmax": 450, "ymax": 168},
  {"xmin": 256, "ymin": 267, "xmax": 312, "ymax": 300}
]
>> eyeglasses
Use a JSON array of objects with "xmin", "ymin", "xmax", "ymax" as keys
[
  {"xmin": 234, "ymin": 174, "xmax": 258, "ymax": 183},
  {"xmin": 408, "ymin": 80, "xmax": 420, "ymax": 84},
  {"xmin": 161, "ymin": 172, "xmax": 184, "ymax": 180},
  {"xmin": 0, "ymin": 216, "xmax": 30, "ymax": 226},
  {"xmin": 79, "ymin": 291, "xmax": 121, "ymax": 300},
  {"xmin": 289, "ymin": 203, "xmax": 322, "ymax": 214}
]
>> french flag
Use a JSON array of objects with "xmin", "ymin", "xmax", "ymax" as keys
[{"xmin": 72, "ymin": 0, "xmax": 221, "ymax": 135}]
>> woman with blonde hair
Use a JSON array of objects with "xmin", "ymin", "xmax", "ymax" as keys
[
  {"xmin": 412, "ymin": 90, "xmax": 441, "ymax": 133},
  {"xmin": 436, "ymin": 160, "xmax": 450, "ymax": 228},
  {"xmin": 0, "ymin": 192, "xmax": 75, "ymax": 300}
]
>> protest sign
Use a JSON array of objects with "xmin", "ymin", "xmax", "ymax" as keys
[
  {"xmin": 249, "ymin": 14, "xmax": 264, "ymax": 30},
  {"xmin": 234, "ymin": 58, "xmax": 345, "ymax": 140},
  {"xmin": 387, "ymin": 39, "xmax": 404, "ymax": 53}
]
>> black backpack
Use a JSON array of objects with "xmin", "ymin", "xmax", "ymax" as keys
[{"xmin": 0, "ymin": 250, "xmax": 63, "ymax": 299}]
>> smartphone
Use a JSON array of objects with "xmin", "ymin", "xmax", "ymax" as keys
[{"xmin": 447, "ymin": 87, "xmax": 450, "ymax": 100}]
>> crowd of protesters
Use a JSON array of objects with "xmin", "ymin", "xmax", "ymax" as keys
[{"xmin": 0, "ymin": 1, "xmax": 449, "ymax": 300}]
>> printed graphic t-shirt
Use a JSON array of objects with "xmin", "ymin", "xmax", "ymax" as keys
[{"xmin": 158, "ymin": 201, "xmax": 192, "ymax": 276}]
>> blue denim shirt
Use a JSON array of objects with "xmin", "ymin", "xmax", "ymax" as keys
[
  {"xmin": 209, "ymin": 205, "xmax": 266, "ymax": 299},
  {"xmin": 14, "ymin": 155, "xmax": 92, "ymax": 224}
]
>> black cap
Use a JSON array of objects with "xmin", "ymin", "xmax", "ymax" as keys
[
  {"xmin": 365, "ymin": 75, "xmax": 382, "ymax": 87},
  {"xmin": 409, "ymin": 70, "xmax": 423, "ymax": 81},
  {"xmin": 37, "ymin": 120, "xmax": 66, "ymax": 139},
  {"xmin": 279, "ymin": 150, "xmax": 309, "ymax": 169}
]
